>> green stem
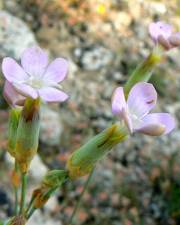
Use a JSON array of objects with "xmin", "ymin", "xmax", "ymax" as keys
[
  {"xmin": 25, "ymin": 195, "xmax": 35, "ymax": 216},
  {"xmin": 69, "ymin": 168, "xmax": 95, "ymax": 225},
  {"xmin": 19, "ymin": 173, "xmax": 27, "ymax": 215},
  {"xmin": 124, "ymin": 51, "xmax": 161, "ymax": 96},
  {"xmin": 14, "ymin": 161, "xmax": 19, "ymax": 215},
  {"xmin": 26, "ymin": 207, "xmax": 36, "ymax": 220}
]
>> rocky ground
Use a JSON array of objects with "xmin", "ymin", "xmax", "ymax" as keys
[{"xmin": 0, "ymin": 0, "xmax": 179, "ymax": 225}]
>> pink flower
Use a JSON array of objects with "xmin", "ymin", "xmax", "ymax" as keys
[
  {"xmin": 2, "ymin": 47, "xmax": 69, "ymax": 103},
  {"xmin": 112, "ymin": 82, "xmax": 175, "ymax": 136},
  {"xmin": 149, "ymin": 21, "xmax": 180, "ymax": 50}
]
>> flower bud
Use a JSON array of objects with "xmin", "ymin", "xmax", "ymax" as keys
[
  {"xmin": 124, "ymin": 52, "xmax": 161, "ymax": 96},
  {"xmin": 7, "ymin": 108, "xmax": 21, "ymax": 157},
  {"xmin": 66, "ymin": 124, "xmax": 128, "ymax": 179},
  {"xmin": 15, "ymin": 98, "xmax": 40, "ymax": 173},
  {"xmin": 31, "ymin": 170, "xmax": 68, "ymax": 208},
  {"xmin": 32, "ymin": 188, "xmax": 49, "ymax": 209}
]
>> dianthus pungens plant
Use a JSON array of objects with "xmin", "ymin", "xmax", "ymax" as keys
[{"xmin": 0, "ymin": 22, "xmax": 179, "ymax": 225}]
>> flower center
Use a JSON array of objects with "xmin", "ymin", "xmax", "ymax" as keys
[
  {"xmin": 27, "ymin": 76, "xmax": 44, "ymax": 89},
  {"xmin": 130, "ymin": 113, "xmax": 143, "ymax": 129}
]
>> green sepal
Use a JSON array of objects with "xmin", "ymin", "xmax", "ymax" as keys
[
  {"xmin": 42, "ymin": 170, "xmax": 69, "ymax": 189},
  {"xmin": 7, "ymin": 108, "xmax": 21, "ymax": 157},
  {"xmin": 15, "ymin": 98, "xmax": 40, "ymax": 173},
  {"xmin": 67, "ymin": 123, "xmax": 128, "ymax": 179}
]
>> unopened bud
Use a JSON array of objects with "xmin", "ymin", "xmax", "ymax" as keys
[
  {"xmin": 31, "ymin": 170, "xmax": 68, "ymax": 209},
  {"xmin": 32, "ymin": 188, "xmax": 49, "ymax": 208},
  {"xmin": 15, "ymin": 98, "xmax": 40, "ymax": 173}
]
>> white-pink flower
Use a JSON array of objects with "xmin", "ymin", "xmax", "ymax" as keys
[
  {"xmin": 112, "ymin": 82, "xmax": 175, "ymax": 136},
  {"xmin": 2, "ymin": 47, "xmax": 69, "ymax": 103},
  {"xmin": 149, "ymin": 21, "xmax": 180, "ymax": 50}
]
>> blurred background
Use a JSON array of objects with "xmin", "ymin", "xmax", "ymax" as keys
[{"xmin": 0, "ymin": 0, "xmax": 179, "ymax": 225}]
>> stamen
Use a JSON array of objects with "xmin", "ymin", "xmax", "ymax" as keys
[{"xmin": 27, "ymin": 76, "xmax": 44, "ymax": 89}]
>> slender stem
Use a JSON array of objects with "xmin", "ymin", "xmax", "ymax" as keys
[
  {"xmin": 19, "ymin": 173, "xmax": 27, "ymax": 215},
  {"xmin": 26, "ymin": 207, "xmax": 36, "ymax": 220},
  {"xmin": 44, "ymin": 186, "xmax": 58, "ymax": 199},
  {"xmin": 14, "ymin": 187, "xmax": 18, "ymax": 216},
  {"xmin": 14, "ymin": 161, "xmax": 19, "ymax": 215},
  {"xmin": 69, "ymin": 168, "xmax": 95, "ymax": 225},
  {"xmin": 25, "ymin": 195, "xmax": 35, "ymax": 216}
]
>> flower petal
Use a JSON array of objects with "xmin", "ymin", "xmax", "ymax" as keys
[
  {"xmin": 136, "ymin": 123, "xmax": 166, "ymax": 136},
  {"xmin": 2, "ymin": 57, "xmax": 28, "ymax": 82},
  {"xmin": 136, "ymin": 113, "xmax": 175, "ymax": 135},
  {"xmin": 112, "ymin": 87, "xmax": 127, "ymax": 116},
  {"xmin": 38, "ymin": 87, "xmax": 69, "ymax": 102},
  {"xmin": 157, "ymin": 35, "xmax": 172, "ymax": 50},
  {"xmin": 127, "ymin": 82, "xmax": 157, "ymax": 118},
  {"xmin": 21, "ymin": 47, "xmax": 48, "ymax": 77},
  {"xmin": 13, "ymin": 83, "xmax": 38, "ymax": 99},
  {"xmin": 121, "ymin": 108, "xmax": 133, "ymax": 133},
  {"xmin": 112, "ymin": 87, "xmax": 133, "ymax": 133},
  {"xmin": 149, "ymin": 21, "xmax": 172, "ymax": 41},
  {"xmin": 43, "ymin": 58, "xmax": 68, "ymax": 83},
  {"xmin": 3, "ymin": 81, "xmax": 25, "ymax": 106}
]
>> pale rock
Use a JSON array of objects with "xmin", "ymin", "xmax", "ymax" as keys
[
  {"xmin": 5, "ymin": 154, "xmax": 48, "ymax": 182},
  {"xmin": 29, "ymin": 155, "xmax": 48, "ymax": 181},
  {"xmin": 75, "ymin": 45, "xmax": 113, "ymax": 71},
  {"xmin": 45, "ymin": 195, "xmax": 58, "ymax": 212},
  {"xmin": 40, "ymin": 106, "xmax": 63, "ymax": 146},
  {"xmin": 148, "ymin": 2, "xmax": 167, "ymax": 14},
  {"xmin": 0, "ymin": 10, "xmax": 37, "ymax": 60}
]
